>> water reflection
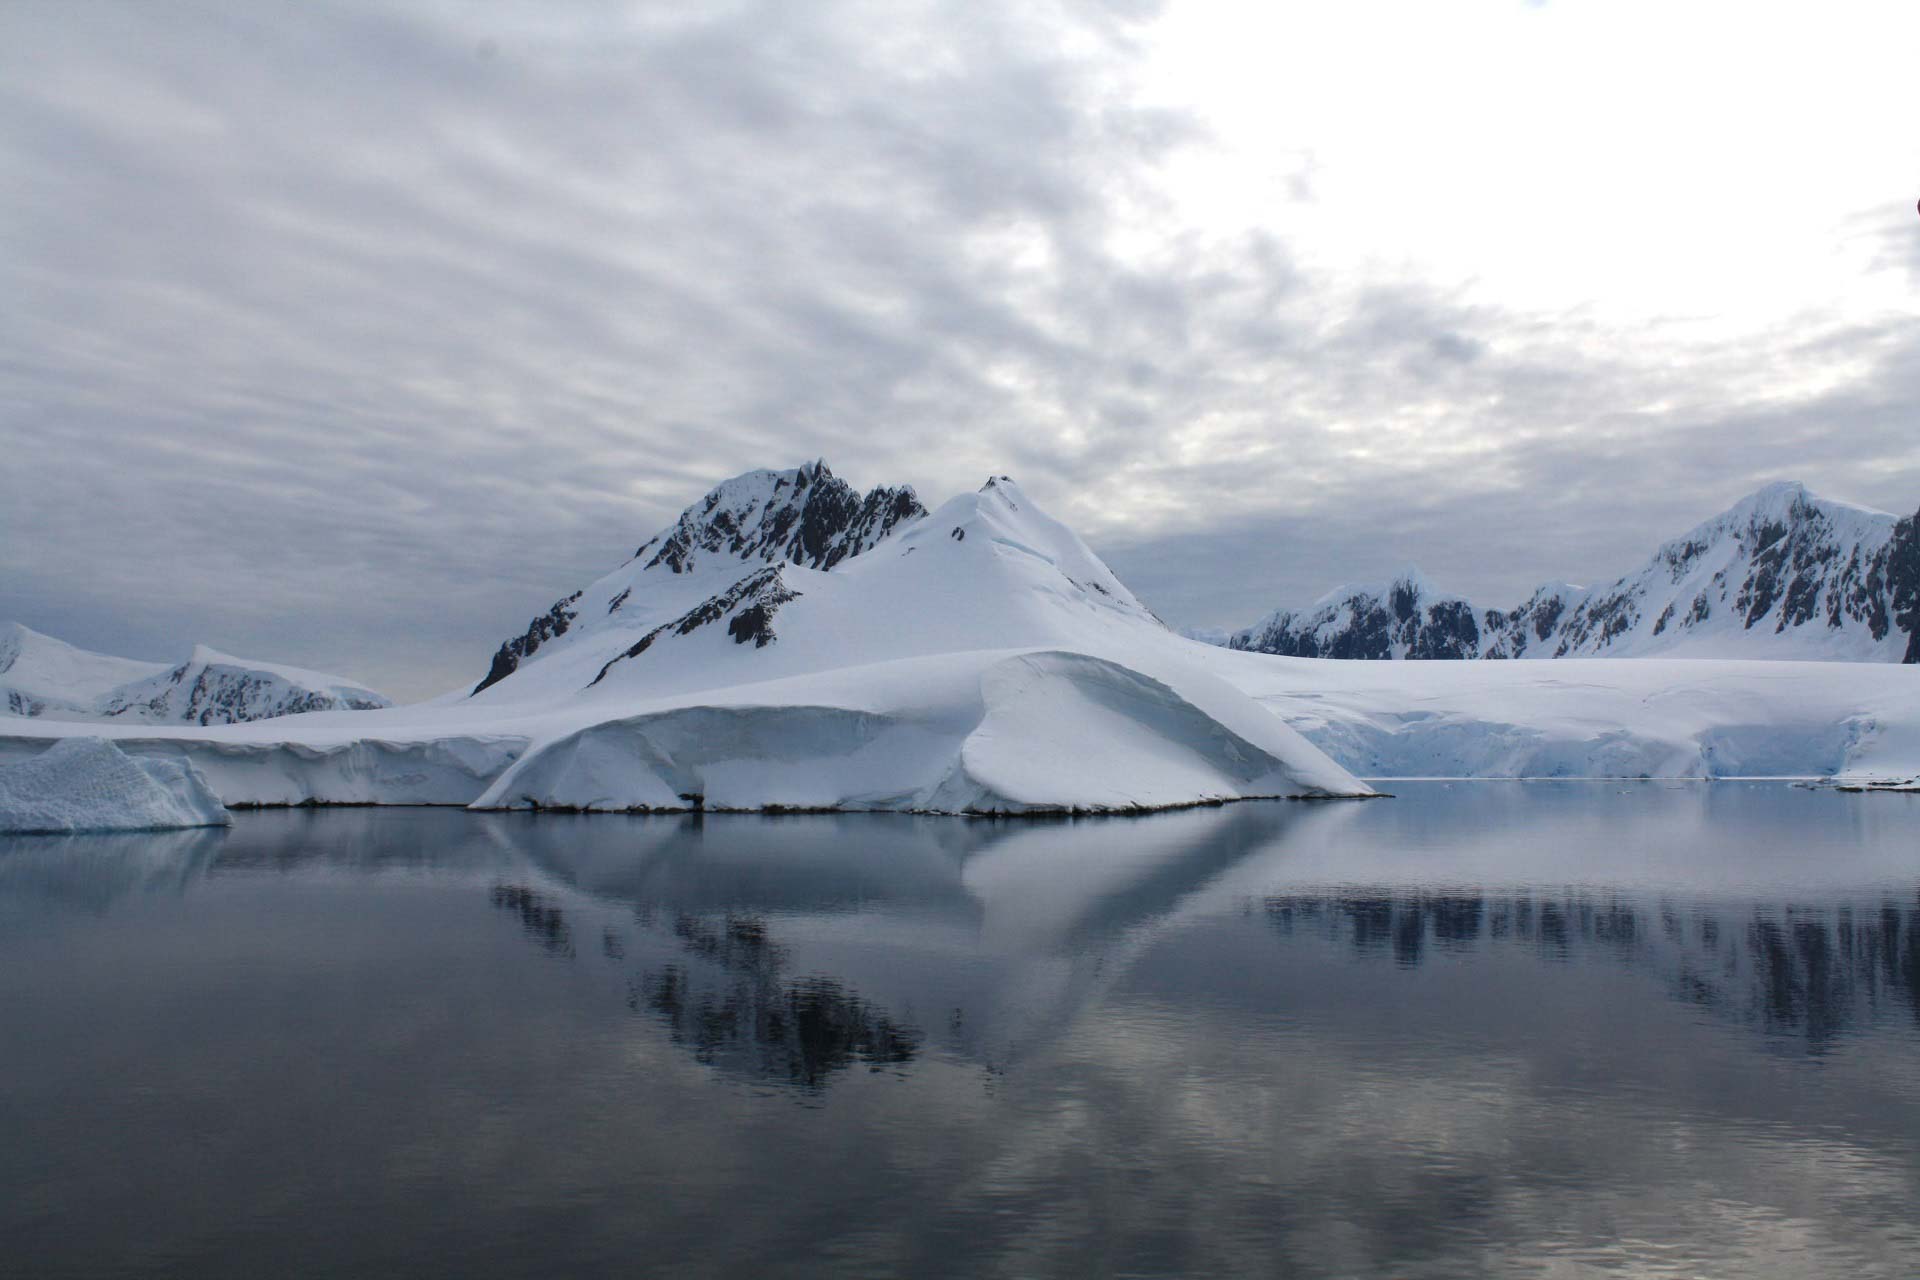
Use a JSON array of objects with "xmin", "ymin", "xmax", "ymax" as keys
[
  {"xmin": 0, "ymin": 826, "xmax": 226, "ymax": 915},
  {"xmin": 445, "ymin": 792, "xmax": 1920, "ymax": 1088},
  {"xmin": 490, "ymin": 884, "xmax": 575, "ymax": 957},
  {"xmin": 485, "ymin": 881, "xmax": 923, "ymax": 1090},
  {"xmin": 5, "ymin": 786, "xmax": 1920, "ymax": 1278},
  {"xmin": 12, "ymin": 793, "xmax": 1911, "ymax": 1083},
  {"xmin": 638, "ymin": 912, "xmax": 919, "ymax": 1089},
  {"xmin": 1262, "ymin": 887, "xmax": 1920, "ymax": 1049}
]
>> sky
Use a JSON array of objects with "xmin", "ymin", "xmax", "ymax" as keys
[{"xmin": 3, "ymin": 0, "xmax": 1917, "ymax": 700}]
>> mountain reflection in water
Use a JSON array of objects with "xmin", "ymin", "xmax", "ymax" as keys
[
  {"xmin": 3, "ymin": 783, "xmax": 1919, "ymax": 1279},
  {"xmin": 441, "ymin": 784, "xmax": 1920, "ymax": 1088},
  {"xmin": 1262, "ymin": 887, "xmax": 1920, "ymax": 1049},
  {"xmin": 487, "ymin": 883, "xmax": 921, "ymax": 1089}
]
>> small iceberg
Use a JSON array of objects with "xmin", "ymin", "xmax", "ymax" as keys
[{"xmin": 0, "ymin": 737, "xmax": 231, "ymax": 834}]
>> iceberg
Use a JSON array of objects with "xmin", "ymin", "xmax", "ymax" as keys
[{"xmin": 0, "ymin": 738, "xmax": 231, "ymax": 835}]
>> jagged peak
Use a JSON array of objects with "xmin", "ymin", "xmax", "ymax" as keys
[
  {"xmin": 472, "ymin": 462, "xmax": 928, "ymax": 695},
  {"xmin": 632, "ymin": 460, "xmax": 925, "ymax": 576},
  {"xmin": 1302, "ymin": 566, "xmax": 1466, "ymax": 613}
]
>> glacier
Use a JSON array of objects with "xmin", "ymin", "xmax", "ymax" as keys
[
  {"xmin": 1212, "ymin": 650, "xmax": 1920, "ymax": 786},
  {"xmin": 0, "ymin": 737, "xmax": 231, "ymax": 834}
]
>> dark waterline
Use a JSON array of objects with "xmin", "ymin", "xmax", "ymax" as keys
[{"xmin": 3, "ymin": 783, "xmax": 1918, "ymax": 1278}]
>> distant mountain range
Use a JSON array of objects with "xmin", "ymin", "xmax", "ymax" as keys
[
  {"xmin": 0, "ymin": 623, "xmax": 391, "ymax": 724},
  {"xmin": 1220, "ymin": 482, "xmax": 1920, "ymax": 663}
]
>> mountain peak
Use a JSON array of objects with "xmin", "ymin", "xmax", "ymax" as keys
[
  {"xmin": 1746, "ymin": 479, "xmax": 1810, "ymax": 503},
  {"xmin": 474, "ymin": 462, "xmax": 929, "ymax": 695},
  {"xmin": 631, "ymin": 461, "xmax": 925, "ymax": 578}
]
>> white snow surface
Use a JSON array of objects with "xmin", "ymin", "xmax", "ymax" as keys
[
  {"xmin": 0, "ymin": 737, "xmax": 231, "ymax": 834},
  {"xmin": 0, "ymin": 623, "xmax": 392, "ymax": 724}
]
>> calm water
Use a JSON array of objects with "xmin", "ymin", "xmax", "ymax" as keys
[{"xmin": 3, "ymin": 784, "xmax": 1918, "ymax": 1278}]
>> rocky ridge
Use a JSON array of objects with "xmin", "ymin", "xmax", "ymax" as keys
[
  {"xmin": 1226, "ymin": 483, "xmax": 1920, "ymax": 663},
  {"xmin": 472, "ymin": 460, "xmax": 926, "ymax": 696}
]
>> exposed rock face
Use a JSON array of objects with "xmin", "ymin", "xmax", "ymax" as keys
[
  {"xmin": 1889, "ymin": 507, "xmax": 1920, "ymax": 664},
  {"xmin": 1226, "ymin": 484, "xmax": 1920, "ymax": 663},
  {"xmin": 1227, "ymin": 572, "xmax": 1482, "ymax": 660},
  {"xmin": 472, "ymin": 461, "xmax": 925, "ymax": 695},
  {"xmin": 473, "ymin": 593, "xmax": 584, "ymax": 696},
  {"xmin": 98, "ymin": 650, "xmax": 392, "ymax": 725},
  {"xmin": 634, "ymin": 460, "xmax": 924, "ymax": 575},
  {"xmin": 590, "ymin": 567, "xmax": 801, "ymax": 686}
]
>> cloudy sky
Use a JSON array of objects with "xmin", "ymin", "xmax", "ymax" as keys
[{"xmin": 4, "ymin": 0, "xmax": 1917, "ymax": 699}]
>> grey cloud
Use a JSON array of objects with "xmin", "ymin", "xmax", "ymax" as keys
[{"xmin": 3, "ymin": 0, "xmax": 1917, "ymax": 696}]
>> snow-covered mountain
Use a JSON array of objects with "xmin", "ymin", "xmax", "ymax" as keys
[
  {"xmin": 1225, "ymin": 569, "xmax": 1484, "ymax": 661},
  {"xmin": 472, "ymin": 460, "xmax": 926, "ymax": 695},
  {"xmin": 0, "ymin": 623, "xmax": 169, "ymax": 719},
  {"xmin": 1226, "ymin": 483, "xmax": 1920, "ymax": 663},
  {"xmin": 97, "ymin": 646, "xmax": 392, "ymax": 724},
  {"xmin": 465, "ymin": 464, "xmax": 1174, "ymax": 709},
  {"xmin": 0, "ymin": 623, "xmax": 392, "ymax": 724},
  {"xmin": 0, "ymin": 463, "xmax": 1367, "ymax": 814},
  {"xmin": 453, "ymin": 467, "xmax": 1353, "ymax": 813},
  {"xmin": 435, "ymin": 462, "xmax": 1363, "ymax": 811}
]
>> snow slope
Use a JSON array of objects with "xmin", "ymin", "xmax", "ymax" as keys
[
  {"xmin": 0, "ymin": 623, "xmax": 167, "ymax": 718},
  {"xmin": 0, "ymin": 623, "xmax": 393, "ymax": 724},
  {"xmin": 0, "ymin": 737, "xmax": 230, "ymax": 834},
  {"xmin": 1226, "ymin": 483, "xmax": 1920, "ymax": 663},
  {"xmin": 0, "ymin": 468, "xmax": 1367, "ymax": 813}
]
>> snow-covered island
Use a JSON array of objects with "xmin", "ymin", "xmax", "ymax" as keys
[{"xmin": 4, "ymin": 463, "xmax": 1917, "ymax": 824}]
